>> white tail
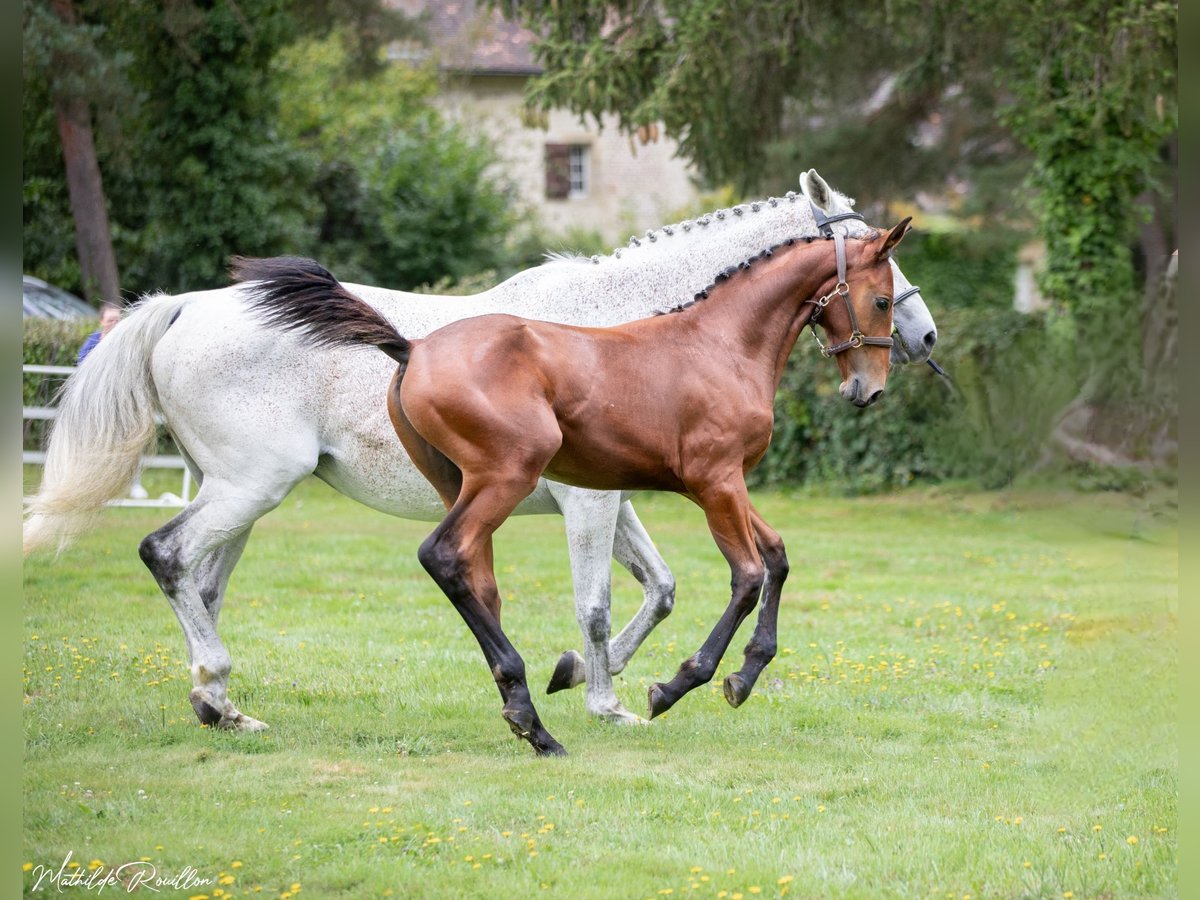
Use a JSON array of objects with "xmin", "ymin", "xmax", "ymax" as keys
[{"xmin": 23, "ymin": 292, "xmax": 193, "ymax": 555}]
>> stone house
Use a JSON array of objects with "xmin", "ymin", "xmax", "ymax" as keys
[{"xmin": 387, "ymin": 0, "xmax": 701, "ymax": 243}]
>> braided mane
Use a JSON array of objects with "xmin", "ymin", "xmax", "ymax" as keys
[
  {"xmin": 543, "ymin": 190, "xmax": 824, "ymax": 268},
  {"xmin": 655, "ymin": 230, "xmax": 881, "ymax": 316}
]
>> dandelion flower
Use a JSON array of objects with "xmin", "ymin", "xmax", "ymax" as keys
[{"xmin": 1126, "ymin": 835, "xmax": 1138, "ymax": 845}]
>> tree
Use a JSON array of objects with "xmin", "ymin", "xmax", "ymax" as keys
[
  {"xmin": 22, "ymin": 0, "xmax": 419, "ymax": 297},
  {"xmin": 274, "ymin": 33, "xmax": 516, "ymax": 288},
  {"xmin": 24, "ymin": 0, "xmax": 125, "ymax": 304},
  {"xmin": 492, "ymin": 0, "xmax": 1177, "ymax": 462}
]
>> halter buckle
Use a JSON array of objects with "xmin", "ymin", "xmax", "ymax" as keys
[{"xmin": 849, "ymin": 333, "xmax": 863, "ymax": 349}]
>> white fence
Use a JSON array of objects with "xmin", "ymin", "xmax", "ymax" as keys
[{"xmin": 22, "ymin": 363, "xmax": 193, "ymax": 508}]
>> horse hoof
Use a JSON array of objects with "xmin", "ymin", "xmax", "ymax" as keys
[
  {"xmin": 503, "ymin": 706, "xmax": 536, "ymax": 738},
  {"xmin": 723, "ymin": 673, "xmax": 751, "ymax": 708},
  {"xmin": 546, "ymin": 650, "xmax": 586, "ymax": 694},
  {"xmin": 594, "ymin": 704, "xmax": 649, "ymax": 726},
  {"xmin": 503, "ymin": 707, "xmax": 567, "ymax": 756},
  {"xmin": 647, "ymin": 682, "xmax": 675, "ymax": 719},
  {"xmin": 220, "ymin": 712, "xmax": 269, "ymax": 732},
  {"xmin": 535, "ymin": 739, "xmax": 569, "ymax": 757},
  {"xmin": 189, "ymin": 689, "xmax": 224, "ymax": 727}
]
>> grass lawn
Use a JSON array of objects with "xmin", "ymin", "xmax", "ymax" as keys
[{"xmin": 22, "ymin": 474, "xmax": 1177, "ymax": 898}]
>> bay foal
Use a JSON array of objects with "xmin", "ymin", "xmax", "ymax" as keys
[{"xmin": 239, "ymin": 219, "xmax": 909, "ymax": 755}]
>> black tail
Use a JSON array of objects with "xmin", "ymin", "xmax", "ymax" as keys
[{"xmin": 231, "ymin": 256, "xmax": 411, "ymax": 364}]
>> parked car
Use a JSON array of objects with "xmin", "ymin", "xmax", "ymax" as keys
[{"xmin": 22, "ymin": 275, "xmax": 96, "ymax": 319}]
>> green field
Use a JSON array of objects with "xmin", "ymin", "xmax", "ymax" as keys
[{"xmin": 22, "ymin": 476, "xmax": 1177, "ymax": 898}]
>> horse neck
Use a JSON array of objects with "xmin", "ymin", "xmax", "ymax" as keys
[
  {"xmin": 497, "ymin": 197, "xmax": 826, "ymax": 321},
  {"xmin": 682, "ymin": 240, "xmax": 836, "ymax": 389}
]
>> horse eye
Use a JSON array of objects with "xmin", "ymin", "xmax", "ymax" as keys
[{"xmin": 875, "ymin": 297, "xmax": 890, "ymax": 311}]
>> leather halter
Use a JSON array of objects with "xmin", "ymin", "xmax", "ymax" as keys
[
  {"xmin": 809, "ymin": 200, "xmax": 952, "ymax": 378},
  {"xmin": 805, "ymin": 201, "xmax": 894, "ymax": 358}
]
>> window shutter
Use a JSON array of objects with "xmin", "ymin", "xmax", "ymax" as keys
[{"xmin": 545, "ymin": 143, "xmax": 571, "ymax": 199}]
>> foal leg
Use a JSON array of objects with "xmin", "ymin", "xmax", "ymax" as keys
[
  {"xmin": 548, "ymin": 498, "xmax": 676, "ymax": 695},
  {"xmin": 419, "ymin": 478, "xmax": 567, "ymax": 756},
  {"xmin": 543, "ymin": 486, "xmax": 645, "ymax": 725},
  {"xmin": 648, "ymin": 480, "xmax": 765, "ymax": 719},
  {"xmin": 723, "ymin": 507, "xmax": 789, "ymax": 708}
]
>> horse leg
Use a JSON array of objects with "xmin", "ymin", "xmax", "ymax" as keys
[
  {"xmin": 648, "ymin": 479, "xmax": 764, "ymax": 719},
  {"xmin": 174, "ymin": 448, "xmax": 251, "ymax": 628},
  {"xmin": 607, "ymin": 499, "xmax": 677, "ymax": 674},
  {"xmin": 722, "ymin": 507, "xmax": 789, "ymax": 708},
  {"xmin": 419, "ymin": 478, "xmax": 567, "ymax": 756},
  {"xmin": 543, "ymin": 486, "xmax": 646, "ymax": 725},
  {"xmin": 139, "ymin": 480, "xmax": 288, "ymax": 731},
  {"xmin": 548, "ymin": 497, "xmax": 676, "ymax": 694},
  {"xmin": 195, "ymin": 529, "xmax": 252, "ymax": 625}
]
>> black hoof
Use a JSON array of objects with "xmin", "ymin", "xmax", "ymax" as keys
[
  {"xmin": 647, "ymin": 682, "xmax": 676, "ymax": 719},
  {"xmin": 189, "ymin": 690, "xmax": 223, "ymax": 727},
  {"xmin": 503, "ymin": 706, "xmax": 536, "ymax": 738},
  {"xmin": 503, "ymin": 707, "xmax": 567, "ymax": 756},
  {"xmin": 535, "ymin": 739, "xmax": 568, "ymax": 757},
  {"xmin": 546, "ymin": 649, "xmax": 584, "ymax": 694},
  {"xmin": 723, "ymin": 673, "xmax": 751, "ymax": 708}
]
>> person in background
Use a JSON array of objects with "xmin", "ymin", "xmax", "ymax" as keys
[
  {"xmin": 76, "ymin": 303, "xmax": 149, "ymax": 499},
  {"xmin": 77, "ymin": 304, "xmax": 122, "ymax": 364}
]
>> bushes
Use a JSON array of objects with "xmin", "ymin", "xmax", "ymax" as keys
[
  {"xmin": 750, "ymin": 228, "xmax": 1086, "ymax": 491},
  {"xmin": 22, "ymin": 317, "xmax": 96, "ymax": 451}
]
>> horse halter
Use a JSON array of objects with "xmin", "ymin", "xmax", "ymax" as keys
[
  {"xmin": 808, "ymin": 200, "xmax": 952, "ymax": 379},
  {"xmin": 809, "ymin": 200, "xmax": 922, "ymax": 311},
  {"xmin": 805, "ymin": 201, "xmax": 894, "ymax": 358}
]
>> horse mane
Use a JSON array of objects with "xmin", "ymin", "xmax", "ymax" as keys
[
  {"xmin": 654, "ymin": 230, "xmax": 881, "ymax": 316},
  {"xmin": 540, "ymin": 189, "xmax": 834, "ymax": 270}
]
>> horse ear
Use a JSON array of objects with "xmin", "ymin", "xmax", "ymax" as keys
[
  {"xmin": 878, "ymin": 217, "xmax": 912, "ymax": 259},
  {"xmin": 799, "ymin": 169, "xmax": 832, "ymax": 209}
]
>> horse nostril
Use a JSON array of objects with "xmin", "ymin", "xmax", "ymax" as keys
[
  {"xmin": 867, "ymin": 389, "xmax": 884, "ymax": 406},
  {"xmin": 923, "ymin": 330, "xmax": 937, "ymax": 349}
]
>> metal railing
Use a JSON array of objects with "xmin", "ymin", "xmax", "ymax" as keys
[{"xmin": 22, "ymin": 363, "xmax": 193, "ymax": 508}]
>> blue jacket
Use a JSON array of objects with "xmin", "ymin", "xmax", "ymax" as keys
[{"xmin": 77, "ymin": 331, "xmax": 102, "ymax": 364}]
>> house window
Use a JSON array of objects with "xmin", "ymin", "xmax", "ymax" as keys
[
  {"xmin": 567, "ymin": 145, "xmax": 589, "ymax": 197},
  {"xmin": 545, "ymin": 143, "xmax": 590, "ymax": 199}
]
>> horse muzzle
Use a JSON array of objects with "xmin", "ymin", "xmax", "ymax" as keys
[{"xmin": 840, "ymin": 377, "xmax": 884, "ymax": 408}]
